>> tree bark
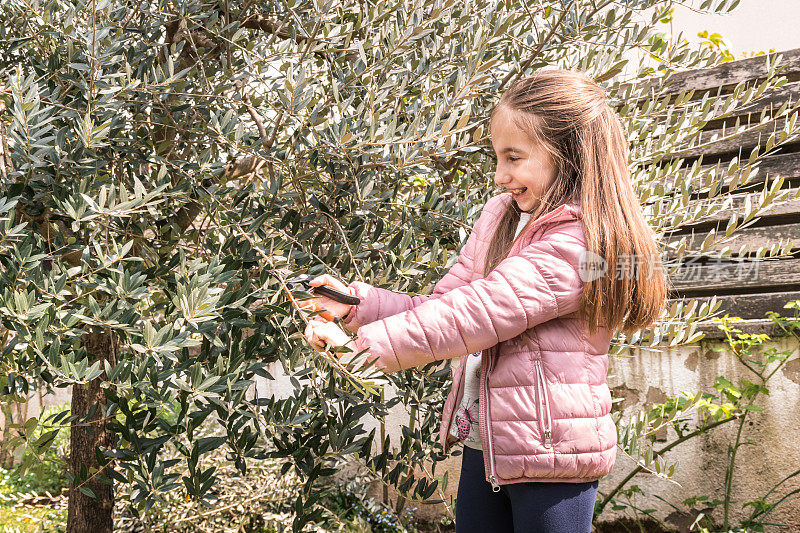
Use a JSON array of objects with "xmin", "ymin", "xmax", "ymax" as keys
[{"xmin": 66, "ymin": 328, "xmax": 117, "ymax": 533}]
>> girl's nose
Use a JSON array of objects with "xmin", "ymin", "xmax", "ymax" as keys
[{"xmin": 494, "ymin": 168, "xmax": 511, "ymax": 186}]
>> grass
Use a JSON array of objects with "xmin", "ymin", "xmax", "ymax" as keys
[{"xmin": 0, "ymin": 504, "xmax": 65, "ymax": 532}]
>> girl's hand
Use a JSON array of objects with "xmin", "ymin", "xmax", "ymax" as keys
[
  {"xmin": 299, "ymin": 274, "xmax": 354, "ymax": 320},
  {"xmin": 304, "ymin": 318, "xmax": 387, "ymax": 373},
  {"xmin": 304, "ymin": 318, "xmax": 354, "ymax": 353}
]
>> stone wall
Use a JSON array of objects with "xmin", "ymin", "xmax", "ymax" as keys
[{"xmin": 601, "ymin": 335, "xmax": 800, "ymax": 531}]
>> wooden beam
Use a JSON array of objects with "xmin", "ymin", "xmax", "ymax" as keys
[
  {"xmin": 667, "ymin": 257, "xmax": 800, "ymax": 294},
  {"xmin": 667, "ymin": 188, "xmax": 800, "ymax": 230},
  {"xmin": 670, "ymin": 290, "xmax": 800, "ymax": 321},
  {"xmin": 702, "ymin": 82, "xmax": 800, "ymax": 132},
  {"xmin": 663, "ymin": 221, "xmax": 800, "ymax": 258},
  {"xmin": 667, "ymin": 116, "xmax": 799, "ymax": 161},
  {"xmin": 630, "ymin": 82, "xmax": 799, "ymax": 138},
  {"xmin": 614, "ymin": 48, "xmax": 800, "ymax": 104},
  {"xmin": 653, "ymin": 151, "xmax": 800, "ymax": 195}
]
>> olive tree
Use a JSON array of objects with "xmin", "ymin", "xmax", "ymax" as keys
[{"xmin": 0, "ymin": 0, "xmax": 797, "ymax": 531}]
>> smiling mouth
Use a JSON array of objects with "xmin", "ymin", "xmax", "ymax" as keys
[{"xmin": 507, "ymin": 187, "xmax": 527, "ymax": 195}]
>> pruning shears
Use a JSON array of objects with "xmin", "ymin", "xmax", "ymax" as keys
[{"xmin": 283, "ymin": 273, "xmax": 361, "ymax": 323}]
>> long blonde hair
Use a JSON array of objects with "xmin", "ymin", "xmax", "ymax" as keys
[{"xmin": 484, "ymin": 69, "xmax": 666, "ymax": 337}]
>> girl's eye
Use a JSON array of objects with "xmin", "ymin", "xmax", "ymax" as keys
[{"xmin": 508, "ymin": 156, "xmax": 520, "ymax": 162}]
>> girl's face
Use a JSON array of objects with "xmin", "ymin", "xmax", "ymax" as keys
[{"xmin": 490, "ymin": 106, "xmax": 557, "ymax": 213}]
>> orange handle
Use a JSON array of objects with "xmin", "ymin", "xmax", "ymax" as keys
[{"xmin": 304, "ymin": 302, "xmax": 336, "ymax": 322}]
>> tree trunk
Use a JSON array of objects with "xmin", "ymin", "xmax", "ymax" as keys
[
  {"xmin": 0, "ymin": 403, "xmax": 16, "ymax": 468},
  {"xmin": 66, "ymin": 329, "xmax": 116, "ymax": 533}
]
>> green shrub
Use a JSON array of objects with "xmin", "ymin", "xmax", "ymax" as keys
[
  {"xmin": 320, "ymin": 481, "xmax": 418, "ymax": 533},
  {"xmin": 0, "ymin": 402, "xmax": 70, "ymax": 497}
]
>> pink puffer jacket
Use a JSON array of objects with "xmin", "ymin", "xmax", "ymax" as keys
[{"xmin": 343, "ymin": 192, "xmax": 616, "ymax": 488}]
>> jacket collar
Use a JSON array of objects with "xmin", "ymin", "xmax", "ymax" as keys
[
  {"xmin": 500, "ymin": 192, "xmax": 582, "ymax": 232},
  {"xmin": 528, "ymin": 200, "xmax": 582, "ymax": 231},
  {"xmin": 502, "ymin": 194, "xmax": 582, "ymax": 255}
]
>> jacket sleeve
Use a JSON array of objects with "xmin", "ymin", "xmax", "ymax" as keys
[
  {"xmin": 354, "ymin": 221, "xmax": 587, "ymax": 373},
  {"xmin": 341, "ymin": 196, "xmax": 504, "ymax": 333}
]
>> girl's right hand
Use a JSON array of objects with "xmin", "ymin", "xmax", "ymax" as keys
[{"xmin": 302, "ymin": 274, "xmax": 354, "ymax": 320}]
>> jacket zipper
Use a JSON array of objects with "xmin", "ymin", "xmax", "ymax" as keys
[
  {"xmin": 533, "ymin": 359, "xmax": 553, "ymax": 448},
  {"xmin": 483, "ymin": 346, "xmax": 501, "ymax": 492}
]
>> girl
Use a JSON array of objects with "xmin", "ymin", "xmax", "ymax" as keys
[{"xmin": 303, "ymin": 69, "xmax": 666, "ymax": 532}]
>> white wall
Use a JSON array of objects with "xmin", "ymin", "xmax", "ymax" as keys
[
  {"xmin": 620, "ymin": 1, "xmax": 800, "ymax": 80},
  {"xmin": 671, "ymin": 0, "xmax": 800, "ymax": 57}
]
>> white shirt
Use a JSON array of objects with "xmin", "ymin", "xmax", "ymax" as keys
[{"xmin": 449, "ymin": 212, "xmax": 532, "ymax": 449}]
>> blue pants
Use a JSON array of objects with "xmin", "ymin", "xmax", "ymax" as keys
[{"xmin": 455, "ymin": 446, "xmax": 598, "ymax": 533}]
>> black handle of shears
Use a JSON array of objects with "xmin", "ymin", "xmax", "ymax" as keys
[
  {"xmin": 286, "ymin": 274, "xmax": 361, "ymax": 306},
  {"xmin": 313, "ymin": 284, "xmax": 361, "ymax": 306}
]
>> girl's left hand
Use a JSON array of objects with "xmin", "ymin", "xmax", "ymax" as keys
[{"xmin": 304, "ymin": 318, "xmax": 356, "ymax": 353}]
